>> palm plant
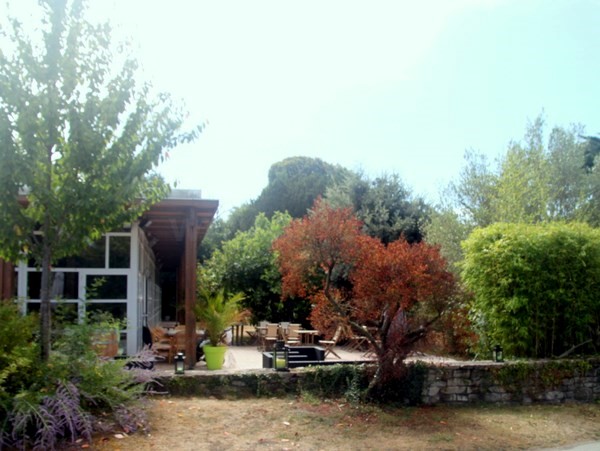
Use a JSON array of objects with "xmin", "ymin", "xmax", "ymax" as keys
[{"xmin": 194, "ymin": 290, "xmax": 245, "ymax": 346}]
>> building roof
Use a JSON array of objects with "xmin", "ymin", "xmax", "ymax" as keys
[{"xmin": 139, "ymin": 190, "xmax": 219, "ymax": 271}]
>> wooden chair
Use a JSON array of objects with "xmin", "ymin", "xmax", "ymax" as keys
[
  {"xmin": 168, "ymin": 330, "xmax": 189, "ymax": 364},
  {"xmin": 262, "ymin": 323, "xmax": 279, "ymax": 351},
  {"xmin": 255, "ymin": 321, "xmax": 269, "ymax": 350},
  {"xmin": 285, "ymin": 323, "xmax": 301, "ymax": 346},
  {"xmin": 346, "ymin": 325, "xmax": 369, "ymax": 351},
  {"xmin": 150, "ymin": 326, "xmax": 171, "ymax": 362},
  {"xmin": 319, "ymin": 325, "xmax": 343, "ymax": 359}
]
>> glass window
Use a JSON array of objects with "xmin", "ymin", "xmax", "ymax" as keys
[
  {"xmin": 56, "ymin": 238, "xmax": 106, "ymax": 268},
  {"xmin": 50, "ymin": 272, "xmax": 79, "ymax": 300},
  {"xmin": 87, "ymin": 302, "xmax": 127, "ymax": 322},
  {"xmin": 27, "ymin": 272, "xmax": 41, "ymax": 299},
  {"xmin": 27, "ymin": 301, "xmax": 79, "ymax": 324},
  {"xmin": 28, "ymin": 272, "xmax": 79, "ymax": 300},
  {"xmin": 109, "ymin": 236, "xmax": 130, "ymax": 268},
  {"xmin": 86, "ymin": 275, "xmax": 127, "ymax": 300}
]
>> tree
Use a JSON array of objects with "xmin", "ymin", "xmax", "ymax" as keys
[
  {"xmin": 582, "ymin": 135, "xmax": 600, "ymax": 170},
  {"xmin": 224, "ymin": 157, "xmax": 351, "ymax": 237},
  {"xmin": 447, "ymin": 117, "xmax": 595, "ymax": 227},
  {"xmin": 462, "ymin": 222, "xmax": 600, "ymax": 358},
  {"xmin": 431, "ymin": 117, "xmax": 598, "ymax": 268},
  {"xmin": 199, "ymin": 212, "xmax": 306, "ymax": 323},
  {"xmin": 0, "ymin": 0, "xmax": 198, "ymax": 361},
  {"xmin": 446, "ymin": 149, "xmax": 499, "ymax": 227},
  {"xmin": 326, "ymin": 172, "xmax": 430, "ymax": 244},
  {"xmin": 273, "ymin": 199, "xmax": 456, "ymax": 399},
  {"xmin": 424, "ymin": 207, "xmax": 471, "ymax": 273},
  {"xmin": 197, "ymin": 216, "xmax": 232, "ymax": 264},
  {"xmin": 256, "ymin": 156, "xmax": 351, "ymax": 219}
]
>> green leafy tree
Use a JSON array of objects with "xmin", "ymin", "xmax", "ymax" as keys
[
  {"xmin": 494, "ymin": 116, "xmax": 552, "ymax": 223},
  {"xmin": 199, "ymin": 212, "xmax": 306, "ymax": 323},
  {"xmin": 0, "ymin": 0, "xmax": 198, "ymax": 361},
  {"xmin": 256, "ymin": 156, "xmax": 351, "ymax": 219},
  {"xmin": 326, "ymin": 172, "xmax": 430, "ymax": 244},
  {"xmin": 225, "ymin": 157, "xmax": 351, "ymax": 236},
  {"xmin": 424, "ymin": 207, "xmax": 471, "ymax": 273},
  {"xmin": 446, "ymin": 149, "xmax": 499, "ymax": 227},
  {"xmin": 447, "ymin": 117, "xmax": 594, "ymax": 227},
  {"xmin": 582, "ymin": 134, "xmax": 600, "ymax": 170},
  {"xmin": 431, "ymin": 116, "xmax": 597, "ymax": 267},
  {"xmin": 197, "ymin": 216, "xmax": 232, "ymax": 263},
  {"xmin": 462, "ymin": 222, "xmax": 600, "ymax": 358}
]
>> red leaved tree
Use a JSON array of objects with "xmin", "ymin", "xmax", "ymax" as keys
[
  {"xmin": 351, "ymin": 238, "xmax": 456, "ymax": 393},
  {"xmin": 273, "ymin": 198, "xmax": 457, "ymax": 398}
]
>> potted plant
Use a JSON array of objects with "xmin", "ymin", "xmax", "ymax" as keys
[{"xmin": 194, "ymin": 289, "xmax": 245, "ymax": 370}]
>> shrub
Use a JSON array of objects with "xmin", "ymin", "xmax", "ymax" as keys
[
  {"xmin": 298, "ymin": 364, "xmax": 369, "ymax": 403},
  {"xmin": 462, "ymin": 222, "xmax": 600, "ymax": 358},
  {"xmin": 0, "ymin": 302, "xmax": 154, "ymax": 450}
]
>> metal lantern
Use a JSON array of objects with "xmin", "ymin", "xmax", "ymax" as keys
[
  {"xmin": 493, "ymin": 345, "xmax": 504, "ymax": 363},
  {"xmin": 272, "ymin": 340, "xmax": 289, "ymax": 371},
  {"xmin": 174, "ymin": 352, "xmax": 185, "ymax": 374}
]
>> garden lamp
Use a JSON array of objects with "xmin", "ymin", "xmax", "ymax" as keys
[
  {"xmin": 272, "ymin": 340, "xmax": 289, "ymax": 371},
  {"xmin": 493, "ymin": 345, "xmax": 504, "ymax": 363},
  {"xmin": 174, "ymin": 352, "xmax": 185, "ymax": 374}
]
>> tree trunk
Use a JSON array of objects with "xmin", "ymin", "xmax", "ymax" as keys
[{"xmin": 40, "ymin": 239, "xmax": 53, "ymax": 362}]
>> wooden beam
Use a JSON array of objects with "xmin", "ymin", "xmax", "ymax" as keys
[
  {"xmin": 184, "ymin": 207, "xmax": 198, "ymax": 368},
  {"xmin": 0, "ymin": 259, "xmax": 14, "ymax": 300}
]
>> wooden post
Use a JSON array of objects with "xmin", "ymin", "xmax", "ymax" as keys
[
  {"xmin": 184, "ymin": 208, "xmax": 198, "ymax": 368},
  {"xmin": 0, "ymin": 259, "xmax": 15, "ymax": 300}
]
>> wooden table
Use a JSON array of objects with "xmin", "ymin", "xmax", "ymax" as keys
[
  {"xmin": 297, "ymin": 329, "xmax": 319, "ymax": 344},
  {"xmin": 231, "ymin": 323, "xmax": 245, "ymax": 346}
]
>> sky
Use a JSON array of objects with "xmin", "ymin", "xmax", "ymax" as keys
[{"xmin": 6, "ymin": 0, "xmax": 600, "ymax": 217}]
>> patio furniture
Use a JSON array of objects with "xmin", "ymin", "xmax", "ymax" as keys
[
  {"xmin": 319, "ymin": 325, "xmax": 343, "ymax": 359},
  {"xmin": 168, "ymin": 330, "xmax": 189, "ymax": 364},
  {"xmin": 285, "ymin": 323, "xmax": 302, "ymax": 346},
  {"xmin": 150, "ymin": 326, "xmax": 172, "ymax": 362},
  {"xmin": 255, "ymin": 321, "xmax": 269, "ymax": 350},
  {"xmin": 262, "ymin": 323, "xmax": 279, "ymax": 351},
  {"xmin": 346, "ymin": 325, "xmax": 369, "ymax": 351},
  {"xmin": 297, "ymin": 329, "xmax": 319, "ymax": 344}
]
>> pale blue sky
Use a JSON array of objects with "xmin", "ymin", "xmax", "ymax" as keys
[{"xmin": 7, "ymin": 0, "xmax": 600, "ymax": 217}]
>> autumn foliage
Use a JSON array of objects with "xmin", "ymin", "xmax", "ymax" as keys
[{"xmin": 273, "ymin": 199, "xmax": 457, "ymax": 397}]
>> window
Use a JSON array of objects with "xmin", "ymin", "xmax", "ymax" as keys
[
  {"xmin": 87, "ymin": 302, "xmax": 127, "ymax": 322},
  {"xmin": 55, "ymin": 239, "xmax": 105, "ymax": 268},
  {"xmin": 27, "ymin": 272, "xmax": 79, "ymax": 300},
  {"xmin": 109, "ymin": 236, "xmax": 130, "ymax": 268},
  {"xmin": 86, "ymin": 275, "xmax": 127, "ymax": 300},
  {"xmin": 27, "ymin": 301, "xmax": 79, "ymax": 323}
]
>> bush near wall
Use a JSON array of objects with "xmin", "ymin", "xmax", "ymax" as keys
[{"xmin": 462, "ymin": 222, "xmax": 600, "ymax": 358}]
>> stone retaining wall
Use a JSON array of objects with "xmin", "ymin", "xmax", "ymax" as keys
[
  {"xmin": 155, "ymin": 359, "xmax": 600, "ymax": 405},
  {"xmin": 422, "ymin": 359, "xmax": 600, "ymax": 405}
]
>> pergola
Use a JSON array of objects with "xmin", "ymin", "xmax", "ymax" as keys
[{"xmin": 138, "ymin": 192, "xmax": 218, "ymax": 368}]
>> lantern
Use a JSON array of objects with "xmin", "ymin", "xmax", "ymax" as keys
[
  {"xmin": 493, "ymin": 345, "xmax": 504, "ymax": 363},
  {"xmin": 272, "ymin": 340, "xmax": 289, "ymax": 371},
  {"xmin": 174, "ymin": 352, "xmax": 185, "ymax": 374}
]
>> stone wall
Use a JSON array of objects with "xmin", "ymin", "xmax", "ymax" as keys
[
  {"xmin": 155, "ymin": 359, "xmax": 600, "ymax": 405},
  {"xmin": 422, "ymin": 359, "xmax": 600, "ymax": 405}
]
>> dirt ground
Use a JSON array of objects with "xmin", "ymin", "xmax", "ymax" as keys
[{"xmin": 84, "ymin": 397, "xmax": 600, "ymax": 450}]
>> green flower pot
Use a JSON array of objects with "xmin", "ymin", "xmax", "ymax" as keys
[{"xmin": 203, "ymin": 344, "xmax": 227, "ymax": 370}]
